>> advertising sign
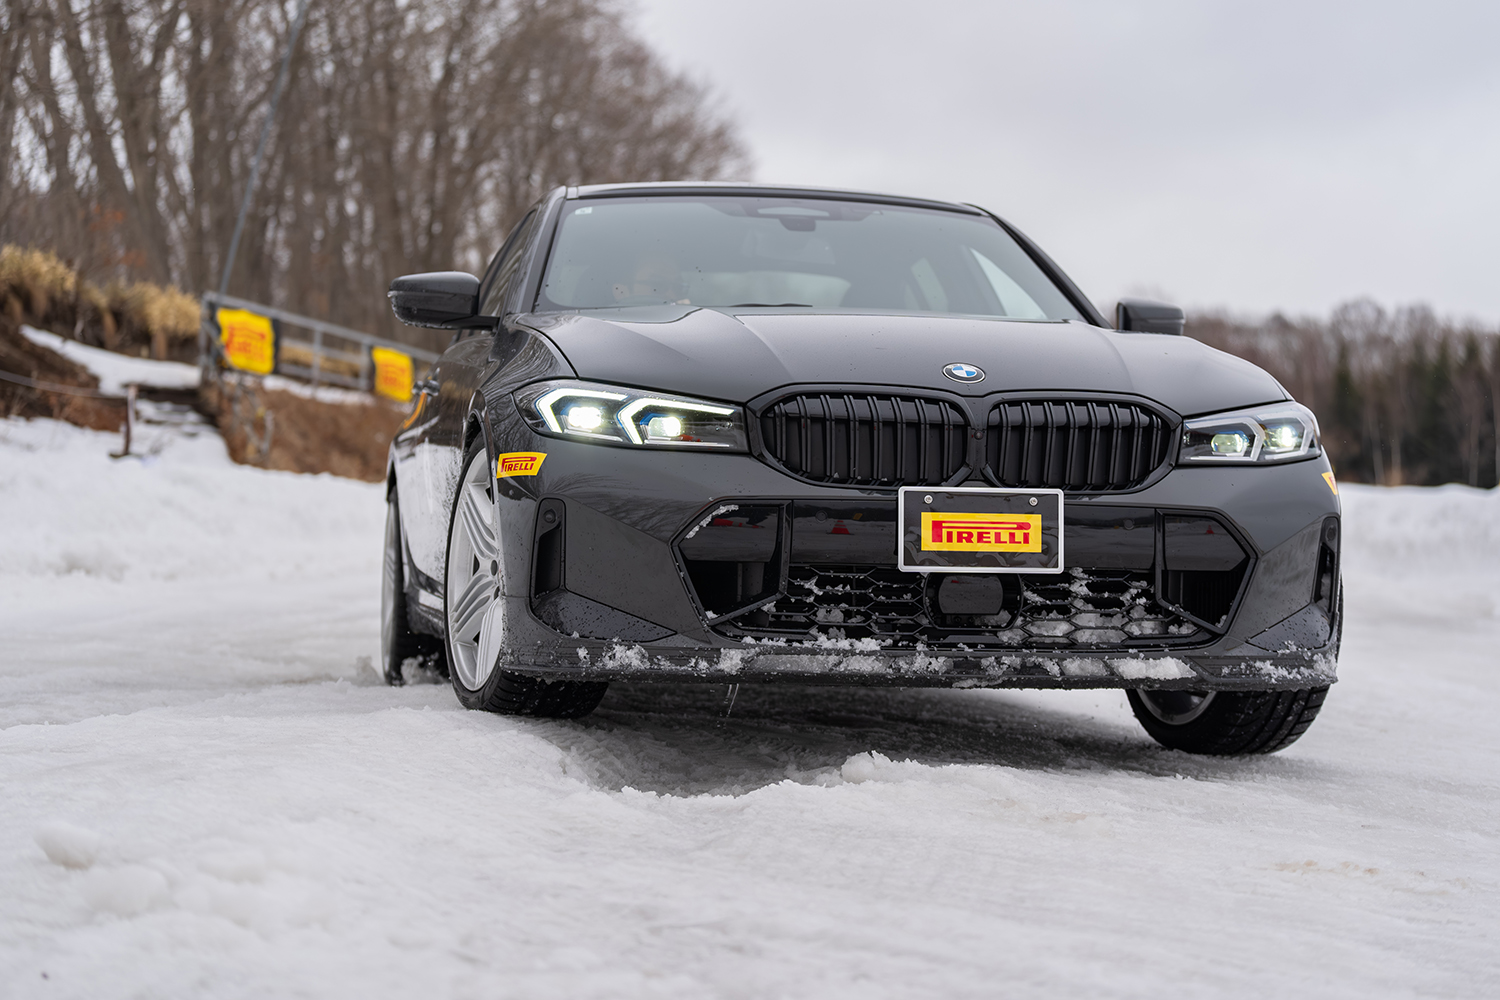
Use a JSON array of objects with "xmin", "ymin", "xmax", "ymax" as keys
[
  {"xmin": 216, "ymin": 307, "xmax": 276, "ymax": 375},
  {"xmin": 371, "ymin": 346, "xmax": 414, "ymax": 402}
]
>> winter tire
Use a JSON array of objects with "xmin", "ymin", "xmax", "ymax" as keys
[
  {"xmin": 1127, "ymin": 686, "xmax": 1329, "ymax": 755},
  {"xmin": 443, "ymin": 435, "xmax": 608, "ymax": 717},
  {"xmin": 381, "ymin": 490, "xmax": 443, "ymax": 685}
]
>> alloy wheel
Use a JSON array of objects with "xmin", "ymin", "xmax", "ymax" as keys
[
  {"xmin": 1136, "ymin": 689, "xmax": 1217, "ymax": 726},
  {"xmin": 446, "ymin": 451, "xmax": 504, "ymax": 690}
]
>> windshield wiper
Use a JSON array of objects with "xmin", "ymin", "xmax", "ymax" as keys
[{"xmin": 728, "ymin": 302, "xmax": 813, "ymax": 308}]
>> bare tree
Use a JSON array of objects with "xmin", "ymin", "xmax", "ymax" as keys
[{"xmin": 3, "ymin": 0, "xmax": 748, "ymax": 347}]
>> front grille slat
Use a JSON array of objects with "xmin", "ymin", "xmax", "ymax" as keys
[
  {"xmin": 986, "ymin": 398, "xmax": 1171, "ymax": 492},
  {"xmin": 759, "ymin": 392, "xmax": 968, "ymax": 488},
  {"xmin": 1086, "ymin": 402, "xmax": 1102, "ymax": 489}
]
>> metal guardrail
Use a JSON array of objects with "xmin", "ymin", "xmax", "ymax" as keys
[{"xmin": 200, "ymin": 291, "xmax": 440, "ymax": 394}]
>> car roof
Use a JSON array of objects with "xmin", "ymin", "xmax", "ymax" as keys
[{"xmin": 568, "ymin": 181, "xmax": 987, "ymax": 216}]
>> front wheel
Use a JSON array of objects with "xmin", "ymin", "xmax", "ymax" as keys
[
  {"xmin": 381, "ymin": 490, "xmax": 443, "ymax": 685},
  {"xmin": 1127, "ymin": 686, "xmax": 1329, "ymax": 755},
  {"xmin": 442, "ymin": 436, "xmax": 607, "ymax": 718}
]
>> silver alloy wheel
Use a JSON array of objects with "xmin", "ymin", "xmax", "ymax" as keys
[
  {"xmin": 446, "ymin": 449, "xmax": 504, "ymax": 690},
  {"xmin": 1137, "ymin": 689, "xmax": 1217, "ymax": 726}
]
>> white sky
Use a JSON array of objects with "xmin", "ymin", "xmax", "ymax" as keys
[{"xmin": 631, "ymin": 0, "xmax": 1500, "ymax": 322}]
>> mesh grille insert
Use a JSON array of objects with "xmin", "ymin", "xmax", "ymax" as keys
[
  {"xmin": 714, "ymin": 564, "xmax": 1203, "ymax": 652},
  {"xmin": 985, "ymin": 400, "xmax": 1172, "ymax": 492},
  {"xmin": 758, "ymin": 393, "xmax": 968, "ymax": 487}
]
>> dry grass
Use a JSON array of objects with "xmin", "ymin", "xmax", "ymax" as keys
[
  {"xmin": 105, "ymin": 279, "xmax": 199, "ymax": 359},
  {"xmin": 0, "ymin": 245, "xmax": 200, "ymax": 361}
]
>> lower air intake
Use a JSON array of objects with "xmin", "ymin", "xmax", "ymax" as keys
[{"xmin": 714, "ymin": 564, "xmax": 1203, "ymax": 652}]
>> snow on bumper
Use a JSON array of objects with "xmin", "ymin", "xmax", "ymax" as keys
[{"xmin": 533, "ymin": 637, "xmax": 1338, "ymax": 690}]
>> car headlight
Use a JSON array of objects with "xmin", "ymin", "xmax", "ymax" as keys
[
  {"xmin": 1179, "ymin": 402, "xmax": 1320, "ymax": 464},
  {"xmin": 517, "ymin": 380, "xmax": 749, "ymax": 451}
]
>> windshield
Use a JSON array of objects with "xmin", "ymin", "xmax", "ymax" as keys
[{"xmin": 537, "ymin": 195, "xmax": 1086, "ymax": 321}]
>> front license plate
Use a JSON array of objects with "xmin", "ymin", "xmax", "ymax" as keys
[{"xmin": 896, "ymin": 487, "xmax": 1064, "ymax": 574}]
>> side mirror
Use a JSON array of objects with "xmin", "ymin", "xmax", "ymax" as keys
[
  {"xmin": 388, "ymin": 271, "xmax": 490, "ymax": 329},
  {"xmin": 1116, "ymin": 298, "xmax": 1185, "ymax": 336}
]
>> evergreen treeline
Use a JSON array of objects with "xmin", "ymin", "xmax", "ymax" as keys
[{"xmin": 1188, "ymin": 300, "xmax": 1500, "ymax": 487}]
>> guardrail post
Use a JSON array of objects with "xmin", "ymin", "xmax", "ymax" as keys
[
  {"xmin": 311, "ymin": 327, "xmax": 323, "ymax": 388},
  {"xmin": 111, "ymin": 384, "xmax": 137, "ymax": 459}
]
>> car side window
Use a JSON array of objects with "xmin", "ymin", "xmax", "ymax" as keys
[{"xmin": 479, "ymin": 208, "xmax": 540, "ymax": 317}]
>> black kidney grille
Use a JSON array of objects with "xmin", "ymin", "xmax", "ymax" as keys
[
  {"xmin": 758, "ymin": 393, "xmax": 968, "ymax": 487},
  {"xmin": 985, "ymin": 400, "xmax": 1172, "ymax": 491}
]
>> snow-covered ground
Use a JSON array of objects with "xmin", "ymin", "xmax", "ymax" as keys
[
  {"xmin": 1, "ymin": 416, "xmax": 1496, "ymax": 999},
  {"xmin": 19, "ymin": 327, "xmax": 201, "ymax": 394}
]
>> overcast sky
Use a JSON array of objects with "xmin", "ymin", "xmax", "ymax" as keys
[{"xmin": 632, "ymin": 0, "xmax": 1500, "ymax": 322}]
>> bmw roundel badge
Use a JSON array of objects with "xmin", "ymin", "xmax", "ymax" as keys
[{"xmin": 943, "ymin": 362, "xmax": 985, "ymax": 383}]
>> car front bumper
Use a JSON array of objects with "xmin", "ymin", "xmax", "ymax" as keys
[{"xmin": 481, "ymin": 426, "xmax": 1342, "ymax": 691}]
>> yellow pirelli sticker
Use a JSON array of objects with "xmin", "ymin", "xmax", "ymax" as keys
[
  {"xmin": 496, "ymin": 451, "xmax": 546, "ymax": 477},
  {"xmin": 1322, "ymin": 472, "xmax": 1338, "ymax": 495},
  {"xmin": 920, "ymin": 511, "xmax": 1042, "ymax": 552}
]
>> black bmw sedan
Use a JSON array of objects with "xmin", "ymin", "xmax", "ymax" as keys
[{"xmin": 382, "ymin": 183, "xmax": 1341, "ymax": 755}]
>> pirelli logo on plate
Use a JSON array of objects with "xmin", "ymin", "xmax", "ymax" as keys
[
  {"xmin": 921, "ymin": 511, "xmax": 1043, "ymax": 552},
  {"xmin": 496, "ymin": 451, "xmax": 546, "ymax": 477},
  {"xmin": 898, "ymin": 487, "xmax": 1062, "ymax": 574}
]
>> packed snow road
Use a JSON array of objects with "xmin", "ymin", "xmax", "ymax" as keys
[{"xmin": 1, "ymin": 417, "xmax": 1496, "ymax": 999}]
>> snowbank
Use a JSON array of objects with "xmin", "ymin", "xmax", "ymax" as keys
[
  {"xmin": 1, "ymin": 418, "xmax": 1496, "ymax": 998},
  {"xmin": 20, "ymin": 326, "xmax": 200, "ymax": 394}
]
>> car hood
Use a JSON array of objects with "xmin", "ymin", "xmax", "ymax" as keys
[{"xmin": 523, "ymin": 308, "xmax": 1286, "ymax": 417}]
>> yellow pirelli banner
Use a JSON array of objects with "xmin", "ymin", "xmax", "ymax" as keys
[
  {"xmin": 216, "ymin": 307, "xmax": 276, "ymax": 375},
  {"xmin": 371, "ymin": 346, "xmax": 414, "ymax": 402}
]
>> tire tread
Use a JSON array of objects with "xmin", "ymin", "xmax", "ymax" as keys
[{"xmin": 1128, "ymin": 685, "xmax": 1330, "ymax": 755}]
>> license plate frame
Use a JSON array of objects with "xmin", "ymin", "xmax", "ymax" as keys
[{"xmin": 896, "ymin": 486, "xmax": 1065, "ymax": 574}]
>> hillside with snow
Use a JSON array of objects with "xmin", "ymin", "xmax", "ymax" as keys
[{"xmin": 1, "ymin": 415, "xmax": 1496, "ymax": 998}]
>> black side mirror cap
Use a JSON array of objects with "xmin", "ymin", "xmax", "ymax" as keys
[
  {"xmin": 1116, "ymin": 298, "xmax": 1186, "ymax": 336},
  {"xmin": 388, "ymin": 271, "xmax": 491, "ymax": 329}
]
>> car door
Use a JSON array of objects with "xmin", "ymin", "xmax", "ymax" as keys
[{"xmin": 393, "ymin": 207, "xmax": 543, "ymax": 585}]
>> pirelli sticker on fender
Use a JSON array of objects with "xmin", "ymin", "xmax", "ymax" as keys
[
  {"xmin": 496, "ymin": 451, "xmax": 546, "ymax": 477},
  {"xmin": 920, "ymin": 511, "xmax": 1042, "ymax": 552}
]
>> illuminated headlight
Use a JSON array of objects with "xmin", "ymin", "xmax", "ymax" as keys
[
  {"xmin": 519, "ymin": 381, "xmax": 749, "ymax": 451},
  {"xmin": 565, "ymin": 405, "xmax": 605, "ymax": 431},
  {"xmin": 1180, "ymin": 402, "xmax": 1320, "ymax": 464}
]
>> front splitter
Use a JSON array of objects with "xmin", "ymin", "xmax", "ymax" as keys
[{"xmin": 501, "ymin": 640, "xmax": 1337, "ymax": 691}]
